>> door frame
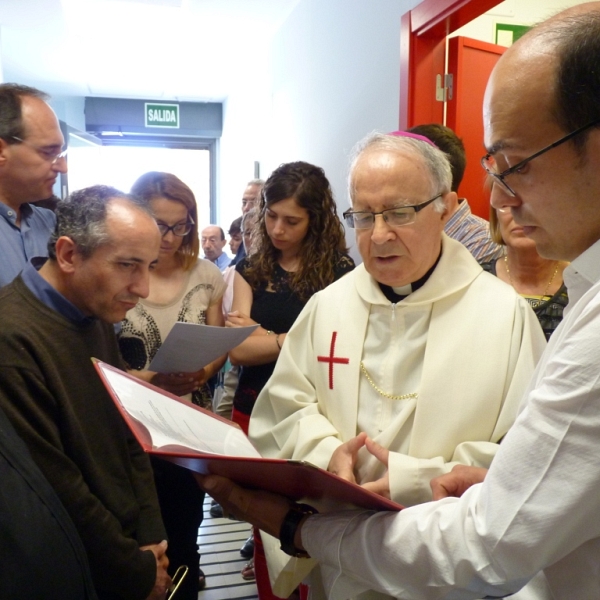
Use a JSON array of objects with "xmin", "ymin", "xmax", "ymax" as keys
[{"xmin": 399, "ymin": 0, "xmax": 502, "ymax": 129}]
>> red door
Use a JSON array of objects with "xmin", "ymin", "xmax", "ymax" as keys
[
  {"xmin": 399, "ymin": 0, "xmax": 502, "ymax": 130},
  {"xmin": 446, "ymin": 36, "xmax": 505, "ymax": 219}
]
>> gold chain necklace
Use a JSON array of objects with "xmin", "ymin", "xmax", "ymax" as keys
[
  {"xmin": 504, "ymin": 255, "xmax": 558, "ymax": 298},
  {"xmin": 360, "ymin": 362, "xmax": 418, "ymax": 400}
]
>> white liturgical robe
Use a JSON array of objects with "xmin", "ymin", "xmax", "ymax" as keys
[{"xmin": 249, "ymin": 235, "xmax": 547, "ymax": 599}]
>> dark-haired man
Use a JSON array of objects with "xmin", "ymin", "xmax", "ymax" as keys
[
  {"xmin": 408, "ymin": 123, "xmax": 502, "ymax": 263},
  {"xmin": 228, "ymin": 216, "xmax": 243, "ymax": 256},
  {"xmin": 0, "ymin": 83, "xmax": 67, "ymax": 287},
  {"xmin": 199, "ymin": 4, "xmax": 600, "ymax": 599},
  {"xmin": 0, "ymin": 185, "xmax": 170, "ymax": 599}
]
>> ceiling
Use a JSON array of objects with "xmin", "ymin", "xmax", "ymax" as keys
[{"xmin": 0, "ymin": 0, "xmax": 300, "ymax": 101}]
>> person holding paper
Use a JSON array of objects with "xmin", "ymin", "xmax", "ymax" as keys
[
  {"xmin": 248, "ymin": 133, "xmax": 547, "ymax": 599},
  {"xmin": 118, "ymin": 171, "xmax": 226, "ymax": 598},
  {"xmin": 119, "ymin": 171, "xmax": 226, "ymax": 407},
  {"xmin": 0, "ymin": 186, "xmax": 170, "ymax": 600},
  {"xmin": 228, "ymin": 162, "xmax": 354, "ymax": 433},
  {"xmin": 227, "ymin": 160, "xmax": 354, "ymax": 593}
]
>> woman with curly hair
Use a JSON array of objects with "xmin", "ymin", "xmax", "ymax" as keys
[
  {"xmin": 227, "ymin": 161, "xmax": 354, "ymax": 430},
  {"xmin": 226, "ymin": 161, "xmax": 354, "ymax": 594}
]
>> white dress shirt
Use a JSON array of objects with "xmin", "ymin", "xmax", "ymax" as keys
[{"xmin": 302, "ymin": 237, "xmax": 600, "ymax": 600}]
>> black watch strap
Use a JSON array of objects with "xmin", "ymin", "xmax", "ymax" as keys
[{"xmin": 279, "ymin": 503, "xmax": 318, "ymax": 558}]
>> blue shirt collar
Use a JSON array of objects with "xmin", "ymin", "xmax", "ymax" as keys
[
  {"xmin": 22, "ymin": 258, "xmax": 96, "ymax": 325},
  {"xmin": 0, "ymin": 201, "xmax": 32, "ymax": 227}
]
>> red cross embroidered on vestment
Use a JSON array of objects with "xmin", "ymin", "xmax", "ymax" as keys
[{"xmin": 317, "ymin": 331, "xmax": 349, "ymax": 390}]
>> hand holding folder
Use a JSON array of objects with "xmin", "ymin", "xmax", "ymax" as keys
[{"xmin": 94, "ymin": 359, "xmax": 403, "ymax": 514}]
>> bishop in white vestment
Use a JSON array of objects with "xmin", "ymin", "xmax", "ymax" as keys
[
  {"xmin": 251, "ymin": 236, "xmax": 544, "ymax": 503},
  {"xmin": 248, "ymin": 133, "xmax": 546, "ymax": 599}
]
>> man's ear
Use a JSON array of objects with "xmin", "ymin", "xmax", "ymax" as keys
[
  {"xmin": 440, "ymin": 191, "xmax": 458, "ymax": 224},
  {"xmin": 0, "ymin": 138, "xmax": 11, "ymax": 168},
  {"xmin": 54, "ymin": 236, "xmax": 79, "ymax": 274}
]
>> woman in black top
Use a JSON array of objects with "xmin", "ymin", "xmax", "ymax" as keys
[
  {"xmin": 227, "ymin": 161, "xmax": 354, "ymax": 432},
  {"xmin": 226, "ymin": 161, "xmax": 354, "ymax": 596}
]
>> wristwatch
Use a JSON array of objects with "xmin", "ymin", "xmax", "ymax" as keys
[{"xmin": 279, "ymin": 503, "xmax": 318, "ymax": 558}]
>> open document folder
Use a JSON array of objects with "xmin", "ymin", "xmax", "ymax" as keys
[
  {"xmin": 148, "ymin": 323, "xmax": 258, "ymax": 373},
  {"xmin": 93, "ymin": 360, "xmax": 403, "ymax": 513}
]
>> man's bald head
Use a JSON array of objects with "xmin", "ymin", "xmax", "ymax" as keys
[
  {"xmin": 201, "ymin": 225, "xmax": 227, "ymax": 262},
  {"xmin": 489, "ymin": 3, "xmax": 600, "ymax": 144},
  {"xmin": 483, "ymin": 2, "xmax": 600, "ymax": 262}
]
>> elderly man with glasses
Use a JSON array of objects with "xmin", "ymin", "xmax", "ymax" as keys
[
  {"xmin": 0, "ymin": 83, "xmax": 68, "ymax": 287},
  {"xmin": 245, "ymin": 131, "xmax": 546, "ymax": 600}
]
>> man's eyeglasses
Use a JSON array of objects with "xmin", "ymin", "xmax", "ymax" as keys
[
  {"xmin": 157, "ymin": 219, "xmax": 194, "ymax": 237},
  {"xmin": 481, "ymin": 119, "xmax": 600, "ymax": 197},
  {"xmin": 343, "ymin": 193, "xmax": 442, "ymax": 229},
  {"xmin": 10, "ymin": 136, "xmax": 68, "ymax": 164}
]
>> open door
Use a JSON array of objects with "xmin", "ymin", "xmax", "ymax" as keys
[
  {"xmin": 399, "ymin": 0, "xmax": 502, "ymax": 130},
  {"xmin": 446, "ymin": 36, "xmax": 505, "ymax": 219}
]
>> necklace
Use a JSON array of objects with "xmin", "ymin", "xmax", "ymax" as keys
[
  {"xmin": 360, "ymin": 362, "xmax": 418, "ymax": 400},
  {"xmin": 504, "ymin": 255, "xmax": 559, "ymax": 298}
]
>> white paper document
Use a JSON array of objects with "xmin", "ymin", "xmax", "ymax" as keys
[
  {"xmin": 101, "ymin": 364, "xmax": 261, "ymax": 457},
  {"xmin": 148, "ymin": 323, "xmax": 258, "ymax": 373}
]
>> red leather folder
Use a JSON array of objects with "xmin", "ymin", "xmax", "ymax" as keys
[{"xmin": 94, "ymin": 360, "xmax": 403, "ymax": 513}]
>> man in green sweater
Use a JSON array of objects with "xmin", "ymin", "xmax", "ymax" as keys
[{"xmin": 0, "ymin": 185, "xmax": 170, "ymax": 600}]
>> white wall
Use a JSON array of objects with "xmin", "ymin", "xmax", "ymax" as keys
[
  {"xmin": 38, "ymin": 0, "xmax": 422, "ymax": 260},
  {"xmin": 217, "ymin": 53, "xmax": 273, "ymax": 232},
  {"xmin": 219, "ymin": 0, "xmax": 420, "ymax": 259},
  {"xmin": 51, "ymin": 95, "xmax": 86, "ymax": 131}
]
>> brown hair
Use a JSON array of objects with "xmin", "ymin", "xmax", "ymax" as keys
[
  {"xmin": 244, "ymin": 161, "xmax": 348, "ymax": 302},
  {"xmin": 131, "ymin": 171, "xmax": 200, "ymax": 270}
]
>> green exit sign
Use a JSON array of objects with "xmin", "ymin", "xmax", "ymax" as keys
[{"xmin": 145, "ymin": 103, "xmax": 180, "ymax": 128}]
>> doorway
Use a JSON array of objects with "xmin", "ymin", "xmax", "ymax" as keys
[
  {"xmin": 67, "ymin": 141, "xmax": 212, "ymax": 230},
  {"xmin": 400, "ymin": 0, "xmax": 591, "ymax": 218}
]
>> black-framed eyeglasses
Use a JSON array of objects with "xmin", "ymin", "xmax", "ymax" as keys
[
  {"xmin": 343, "ymin": 193, "xmax": 442, "ymax": 230},
  {"xmin": 10, "ymin": 136, "xmax": 68, "ymax": 164},
  {"xmin": 481, "ymin": 118, "xmax": 600, "ymax": 197},
  {"xmin": 157, "ymin": 218, "xmax": 194, "ymax": 237}
]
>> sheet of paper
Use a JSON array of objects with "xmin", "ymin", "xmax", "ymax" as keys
[
  {"xmin": 101, "ymin": 365, "xmax": 261, "ymax": 457},
  {"xmin": 148, "ymin": 323, "xmax": 258, "ymax": 373}
]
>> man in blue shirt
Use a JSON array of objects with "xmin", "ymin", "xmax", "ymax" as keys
[
  {"xmin": 201, "ymin": 224, "xmax": 231, "ymax": 272},
  {"xmin": 0, "ymin": 83, "xmax": 67, "ymax": 287}
]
